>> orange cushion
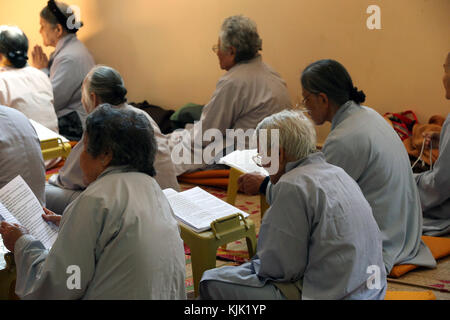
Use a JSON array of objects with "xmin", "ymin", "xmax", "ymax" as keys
[
  {"xmin": 384, "ymin": 290, "xmax": 436, "ymax": 300},
  {"xmin": 177, "ymin": 178, "xmax": 229, "ymax": 188},
  {"xmin": 389, "ymin": 236, "xmax": 450, "ymax": 278},
  {"xmin": 178, "ymin": 169, "xmax": 230, "ymax": 179},
  {"xmin": 178, "ymin": 169, "xmax": 231, "ymax": 188}
]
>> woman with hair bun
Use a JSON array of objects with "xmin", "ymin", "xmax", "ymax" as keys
[
  {"xmin": 299, "ymin": 61, "xmax": 436, "ymax": 276},
  {"xmin": 46, "ymin": 65, "xmax": 179, "ymax": 215},
  {"xmin": 32, "ymin": 0, "xmax": 95, "ymax": 141},
  {"xmin": 0, "ymin": 25, "xmax": 58, "ymax": 132},
  {"xmin": 239, "ymin": 59, "xmax": 436, "ymax": 275}
]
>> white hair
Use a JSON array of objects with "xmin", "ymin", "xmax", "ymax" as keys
[{"xmin": 256, "ymin": 110, "xmax": 317, "ymax": 161}]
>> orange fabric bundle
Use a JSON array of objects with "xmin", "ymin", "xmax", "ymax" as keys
[
  {"xmin": 177, "ymin": 169, "xmax": 230, "ymax": 188},
  {"xmin": 403, "ymin": 115, "xmax": 445, "ymax": 166},
  {"xmin": 389, "ymin": 236, "xmax": 450, "ymax": 278},
  {"xmin": 384, "ymin": 290, "xmax": 436, "ymax": 300}
]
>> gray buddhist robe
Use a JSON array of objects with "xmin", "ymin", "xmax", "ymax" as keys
[
  {"xmin": 0, "ymin": 105, "xmax": 45, "ymax": 206},
  {"xmin": 168, "ymin": 55, "xmax": 292, "ymax": 175},
  {"xmin": 44, "ymin": 34, "xmax": 95, "ymax": 123},
  {"xmin": 321, "ymin": 101, "xmax": 436, "ymax": 273},
  {"xmin": 415, "ymin": 114, "xmax": 450, "ymax": 236},
  {"xmin": 200, "ymin": 152, "xmax": 386, "ymax": 300},
  {"xmin": 14, "ymin": 166, "xmax": 186, "ymax": 300},
  {"xmin": 46, "ymin": 103, "xmax": 179, "ymax": 214}
]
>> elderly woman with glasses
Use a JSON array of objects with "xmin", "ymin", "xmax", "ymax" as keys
[
  {"xmin": 0, "ymin": 105, "xmax": 186, "ymax": 299},
  {"xmin": 199, "ymin": 110, "xmax": 386, "ymax": 300},
  {"xmin": 239, "ymin": 59, "xmax": 437, "ymax": 275},
  {"xmin": 168, "ymin": 15, "xmax": 291, "ymax": 176}
]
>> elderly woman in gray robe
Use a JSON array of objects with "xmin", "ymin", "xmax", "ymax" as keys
[
  {"xmin": 414, "ymin": 52, "xmax": 450, "ymax": 236},
  {"xmin": 168, "ymin": 15, "xmax": 291, "ymax": 176},
  {"xmin": 199, "ymin": 110, "xmax": 386, "ymax": 300},
  {"xmin": 45, "ymin": 65, "xmax": 180, "ymax": 215},
  {"xmin": 31, "ymin": 0, "xmax": 95, "ymax": 141},
  {"xmin": 239, "ymin": 59, "xmax": 436, "ymax": 274},
  {"xmin": 0, "ymin": 105, "xmax": 186, "ymax": 299}
]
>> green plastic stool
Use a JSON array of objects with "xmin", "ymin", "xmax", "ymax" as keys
[{"xmin": 180, "ymin": 213, "xmax": 257, "ymax": 297}]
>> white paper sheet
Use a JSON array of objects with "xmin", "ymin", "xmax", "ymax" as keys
[
  {"xmin": 0, "ymin": 176, "xmax": 57, "ymax": 249},
  {"xmin": 218, "ymin": 149, "xmax": 269, "ymax": 175},
  {"xmin": 164, "ymin": 187, "xmax": 249, "ymax": 232}
]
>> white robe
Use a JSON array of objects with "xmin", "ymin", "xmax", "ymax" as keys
[
  {"xmin": 14, "ymin": 166, "xmax": 186, "ymax": 300},
  {"xmin": 46, "ymin": 103, "xmax": 179, "ymax": 214},
  {"xmin": 415, "ymin": 114, "xmax": 450, "ymax": 236},
  {"xmin": 0, "ymin": 105, "xmax": 45, "ymax": 206},
  {"xmin": 168, "ymin": 55, "xmax": 292, "ymax": 175},
  {"xmin": 0, "ymin": 66, "xmax": 58, "ymax": 132},
  {"xmin": 200, "ymin": 152, "xmax": 386, "ymax": 300},
  {"xmin": 321, "ymin": 101, "xmax": 436, "ymax": 273}
]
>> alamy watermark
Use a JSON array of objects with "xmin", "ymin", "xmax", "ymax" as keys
[{"xmin": 170, "ymin": 124, "xmax": 281, "ymax": 175}]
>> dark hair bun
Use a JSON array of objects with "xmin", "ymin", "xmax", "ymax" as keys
[
  {"xmin": 8, "ymin": 50, "xmax": 28, "ymax": 68},
  {"xmin": 115, "ymin": 84, "xmax": 127, "ymax": 101},
  {"xmin": 350, "ymin": 87, "xmax": 366, "ymax": 104}
]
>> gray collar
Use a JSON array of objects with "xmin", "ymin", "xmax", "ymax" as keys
[
  {"xmin": 285, "ymin": 152, "xmax": 325, "ymax": 173},
  {"xmin": 330, "ymin": 100, "xmax": 358, "ymax": 130}
]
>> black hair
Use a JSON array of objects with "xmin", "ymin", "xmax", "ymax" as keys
[
  {"xmin": 85, "ymin": 104, "xmax": 157, "ymax": 177},
  {"xmin": 0, "ymin": 27, "xmax": 29, "ymax": 68},
  {"xmin": 40, "ymin": 1, "xmax": 83, "ymax": 34},
  {"xmin": 301, "ymin": 59, "xmax": 366, "ymax": 105}
]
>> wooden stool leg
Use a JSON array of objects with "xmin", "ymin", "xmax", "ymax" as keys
[{"xmin": 190, "ymin": 243, "xmax": 219, "ymax": 298}]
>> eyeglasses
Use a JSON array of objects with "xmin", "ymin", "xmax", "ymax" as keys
[
  {"xmin": 252, "ymin": 153, "xmax": 263, "ymax": 167},
  {"xmin": 292, "ymin": 94, "xmax": 312, "ymax": 112},
  {"xmin": 252, "ymin": 153, "xmax": 272, "ymax": 167},
  {"xmin": 212, "ymin": 44, "xmax": 219, "ymax": 54}
]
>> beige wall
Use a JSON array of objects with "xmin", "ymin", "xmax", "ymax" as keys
[{"xmin": 1, "ymin": 0, "xmax": 449, "ymax": 142}]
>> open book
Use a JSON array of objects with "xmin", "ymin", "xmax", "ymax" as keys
[
  {"xmin": 29, "ymin": 118, "xmax": 69, "ymax": 143},
  {"xmin": 0, "ymin": 176, "xmax": 58, "ymax": 250},
  {"xmin": 163, "ymin": 187, "xmax": 249, "ymax": 233},
  {"xmin": 218, "ymin": 149, "xmax": 269, "ymax": 175}
]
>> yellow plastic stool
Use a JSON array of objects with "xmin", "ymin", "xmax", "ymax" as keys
[
  {"xmin": 226, "ymin": 167, "xmax": 270, "ymax": 219},
  {"xmin": 40, "ymin": 138, "xmax": 72, "ymax": 161},
  {"xmin": 180, "ymin": 213, "xmax": 257, "ymax": 297},
  {"xmin": 384, "ymin": 290, "xmax": 436, "ymax": 300}
]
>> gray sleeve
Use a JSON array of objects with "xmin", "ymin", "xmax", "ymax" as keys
[
  {"xmin": 13, "ymin": 196, "xmax": 101, "ymax": 299},
  {"xmin": 50, "ymin": 57, "xmax": 82, "ymax": 114},
  {"xmin": 415, "ymin": 123, "xmax": 450, "ymax": 210},
  {"xmin": 256, "ymin": 182, "xmax": 309, "ymax": 282}
]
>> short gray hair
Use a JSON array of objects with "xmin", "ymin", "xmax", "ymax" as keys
[
  {"xmin": 85, "ymin": 65, "xmax": 128, "ymax": 105},
  {"xmin": 256, "ymin": 110, "xmax": 317, "ymax": 161},
  {"xmin": 219, "ymin": 15, "xmax": 262, "ymax": 63},
  {"xmin": 85, "ymin": 104, "xmax": 157, "ymax": 177}
]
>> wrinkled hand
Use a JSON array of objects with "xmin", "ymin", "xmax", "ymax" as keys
[
  {"xmin": 422, "ymin": 131, "xmax": 440, "ymax": 149},
  {"xmin": 42, "ymin": 207, "xmax": 62, "ymax": 227},
  {"xmin": 237, "ymin": 173, "xmax": 266, "ymax": 195},
  {"xmin": 31, "ymin": 45, "xmax": 49, "ymax": 69},
  {"xmin": 0, "ymin": 222, "xmax": 29, "ymax": 253}
]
